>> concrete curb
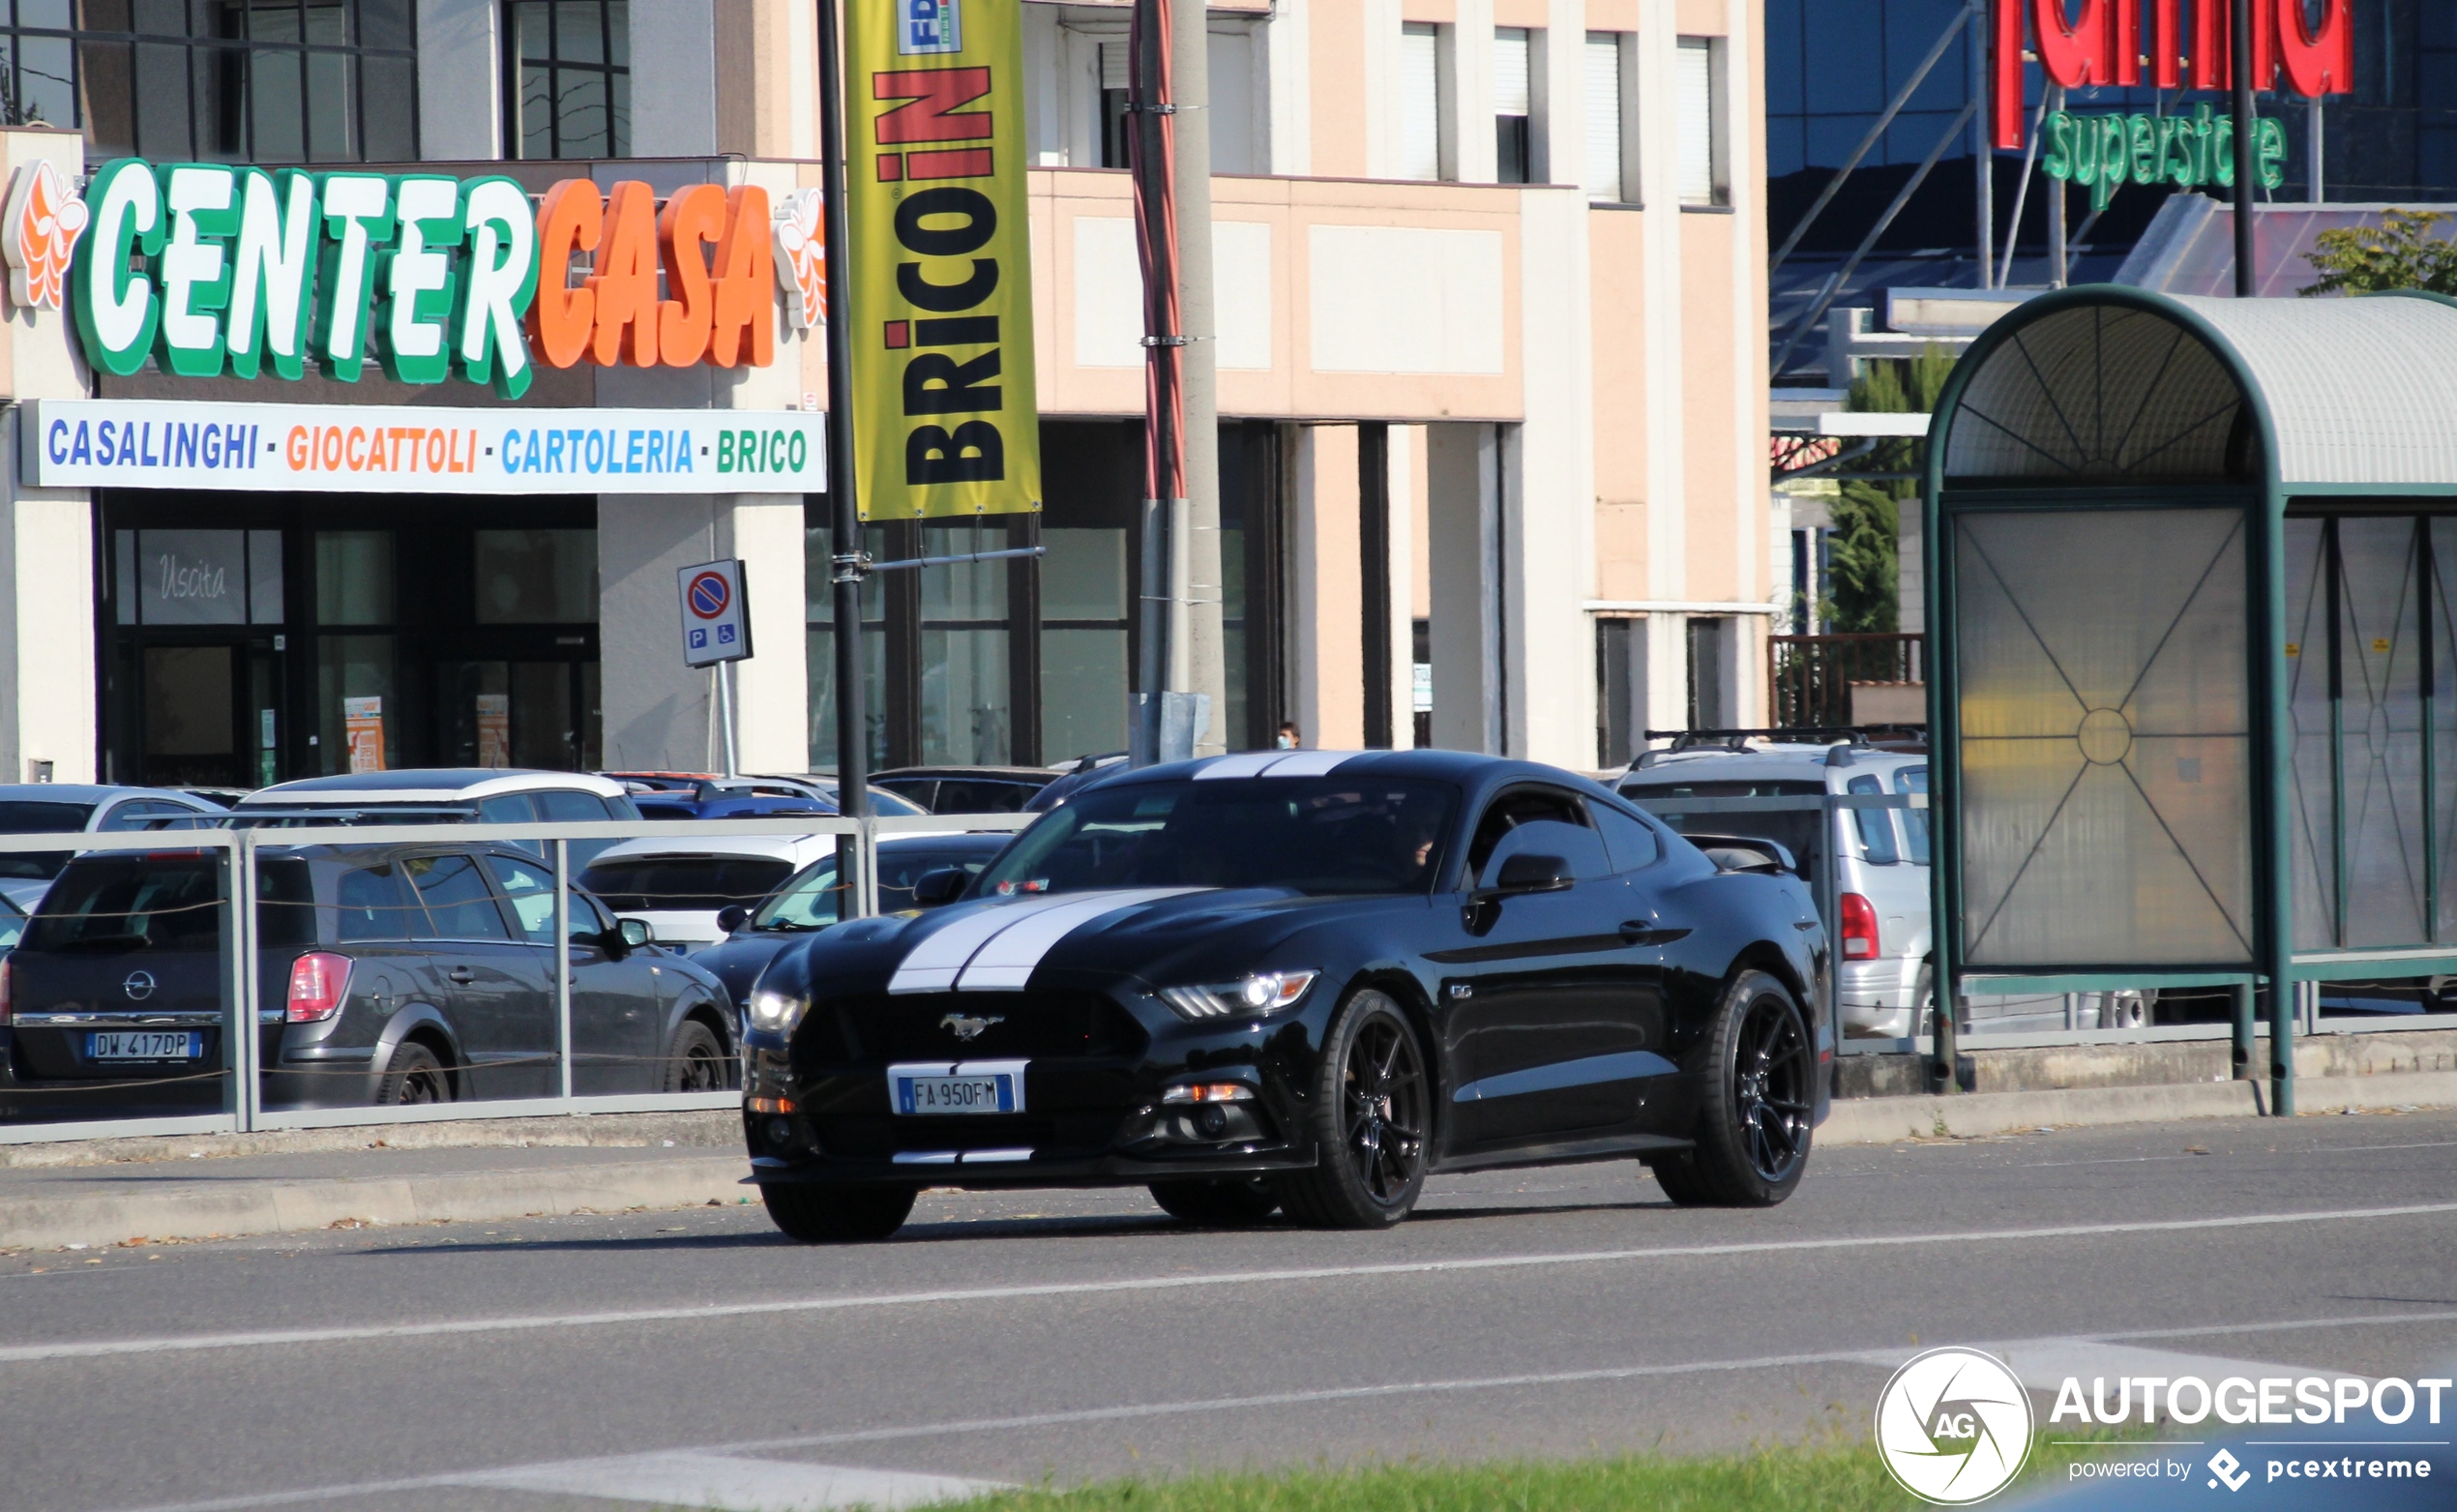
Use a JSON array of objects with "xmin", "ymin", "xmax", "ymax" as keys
[
  {"xmin": 0, "ymin": 1156, "xmax": 751, "ymax": 1252},
  {"xmin": 7, "ymin": 1072, "xmax": 2457, "ymax": 1251},
  {"xmin": 1819, "ymin": 1069, "xmax": 2457, "ymax": 1145}
]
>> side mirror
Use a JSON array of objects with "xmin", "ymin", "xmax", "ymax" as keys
[
  {"xmin": 911, "ymin": 867, "xmax": 969, "ymax": 907},
  {"xmin": 1493, "ymin": 852, "xmax": 1574, "ymax": 894},
  {"xmin": 714, "ymin": 904, "xmax": 749, "ymax": 934},
  {"xmin": 607, "ymin": 917, "xmax": 654, "ymax": 957}
]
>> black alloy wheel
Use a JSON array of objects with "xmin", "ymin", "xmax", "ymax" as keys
[
  {"xmin": 1276, "ymin": 989, "xmax": 1431, "ymax": 1229},
  {"xmin": 664, "ymin": 1020, "xmax": 730, "ymax": 1093},
  {"xmin": 760, "ymin": 1183, "xmax": 918, "ymax": 1243},
  {"xmin": 375, "ymin": 1042, "xmax": 451, "ymax": 1107},
  {"xmin": 1147, "ymin": 1176, "xmax": 1282, "ymax": 1226},
  {"xmin": 1649, "ymin": 969, "xmax": 1813, "ymax": 1207}
]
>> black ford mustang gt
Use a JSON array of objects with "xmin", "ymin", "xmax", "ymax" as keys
[{"xmin": 740, "ymin": 749, "xmax": 1829, "ymax": 1240}]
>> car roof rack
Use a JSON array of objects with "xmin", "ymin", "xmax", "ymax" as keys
[{"xmin": 1630, "ymin": 726, "xmax": 1927, "ymax": 768}]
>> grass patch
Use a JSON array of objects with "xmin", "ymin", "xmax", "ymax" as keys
[{"xmin": 938, "ymin": 1431, "xmax": 2149, "ymax": 1512}]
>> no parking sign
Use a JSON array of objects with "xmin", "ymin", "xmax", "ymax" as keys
[{"xmin": 677, "ymin": 558, "xmax": 752, "ymax": 667}]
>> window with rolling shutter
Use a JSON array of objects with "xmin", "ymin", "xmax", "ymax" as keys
[
  {"xmin": 1584, "ymin": 33, "xmax": 1626, "ymax": 202},
  {"xmin": 1098, "ymin": 40, "xmax": 1132, "ymax": 168},
  {"xmin": 1676, "ymin": 36, "xmax": 1726, "ymax": 206},
  {"xmin": 1401, "ymin": 22, "xmax": 1442, "ymax": 181},
  {"xmin": 1494, "ymin": 27, "xmax": 1531, "ymax": 184}
]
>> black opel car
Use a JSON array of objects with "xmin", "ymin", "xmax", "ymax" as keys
[
  {"xmin": 741, "ymin": 750, "xmax": 1828, "ymax": 1241},
  {"xmin": 1, "ymin": 842, "xmax": 736, "ymax": 1120}
]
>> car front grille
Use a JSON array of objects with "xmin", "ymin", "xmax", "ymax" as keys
[{"xmin": 806, "ymin": 990, "xmax": 1148, "ymax": 1064}]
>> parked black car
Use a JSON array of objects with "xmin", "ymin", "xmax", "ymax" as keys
[
  {"xmin": 0, "ymin": 842, "xmax": 736, "ymax": 1121},
  {"xmin": 692, "ymin": 833, "xmax": 1016, "ymax": 1007},
  {"xmin": 741, "ymin": 750, "xmax": 1830, "ymax": 1242},
  {"xmin": 872, "ymin": 766, "xmax": 1058, "ymax": 815}
]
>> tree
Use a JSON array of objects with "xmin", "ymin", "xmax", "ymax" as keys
[
  {"xmin": 2300, "ymin": 209, "xmax": 2457, "ymax": 297},
  {"xmin": 1824, "ymin": 344, "xmax": 1953, "ymax": 634}
]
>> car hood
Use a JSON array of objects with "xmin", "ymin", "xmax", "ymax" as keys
[{"xmin": 760, "ymin": 886, "xmax": 1408, "ymax": 1002}]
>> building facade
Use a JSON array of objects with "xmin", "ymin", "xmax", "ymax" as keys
[{"xmin": 0, "ymin": 0, "xmax": 1768, "ymax": 788}]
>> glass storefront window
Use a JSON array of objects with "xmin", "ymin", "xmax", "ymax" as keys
[
  {"xmin": 920, "ymin": 523, "xmax": 1012, "ymax": 764},
  {"xmin": 475, "ymin": 529, "xmax": 598, "ymax": 623},
  {"xmin": 807, "ymin": 522, "xmax": 889, "ymax": 773},
  {"xmin": 1041, "ymin": 527, "xmax": 1128, "ymax": 762},
  {"xmin": 315, "ymin": 531, "xmax": 395, "ymax": 627},
  {"xmin": 317, "ymin": 634, "xmax": 396, "ymax": 775}
]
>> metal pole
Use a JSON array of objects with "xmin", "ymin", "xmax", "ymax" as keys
[
  {"xmin": 2231, "ymin": 0, "xmax": 2258, "ymax": 296},
  {"xmin": 1969, "ymin": 0, "xmax": 1992, "ymax": 288},
  {"xmin": 1171, "ymin": 0, "xmax": 1226, "ymax": 756},
  {"xmin": 2231, "ymin": 980, "xmax": 2256, "ymax": 1081},
  {"xmin": 554, "ymin": 837, "xmax": 573, "ymax": 1103},
  {"xmin": 816, "ymin": 0, "xmax": 873, "ymax": 916},
  {"xmin": 1129, "ymin": 0, "xmax": 1183, "ymax": 765},
  {"xmin": 230, "ymin": 833, "xmax": 259, "ymax": 1133},
  {"xmin": 2047, "ymin": 89, "xmax": 2067, "ymax": 287},
  {"xmin": 2307, "ymin": 97, "xmax": 2324, "ymax": 202},
  {"xmin": 716, "ymin": 660, "xmax": 740, "ymax": 779}
]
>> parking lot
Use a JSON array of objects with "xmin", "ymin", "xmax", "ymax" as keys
[{"xmin": 3, "ymin": 1110, "xmax": 2452, "ymax": 1512}]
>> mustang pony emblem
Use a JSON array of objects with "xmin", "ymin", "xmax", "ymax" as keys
[{"xmin": 939, "ymin": 1013, "xmax": 1003, "ymax": 1042}]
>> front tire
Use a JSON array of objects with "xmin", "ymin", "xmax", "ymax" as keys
[
  {"xmin": 1274, "ymin": 989, "xmax": 1431, "ymax": 1230},
  {"xmin": 760, "ymin": 1183, "xmax": 917, "ymax": 1243},
  {"xmin": 662, "ymin": 1019, "xmax": 731, "ymax": 1092},
  {"xmin": 1148, "ymin": 1177, "xmax": 1281, "ymax": 1226},
  {"xmin": 1648, "ymin": 970, "xmax": 1813, "ymax": 1207}
]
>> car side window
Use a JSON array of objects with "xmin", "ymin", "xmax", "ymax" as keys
[
  {"xmin": 1464, "ymin": 787, "xmax": 1590, "ymax": 880},
  {"xmin": 403, "ymin": 853, "xmax": 512, "ymax": 940},
  {"xmin": 337, "ymin": 864, "xmax": 424, "ymax": 943},
  {"xmin": 477, "ymin": 794, "xmax": 538, "ymax": 825},
  {"xmin": 536, "ymin": 790, "xmax": 605, "ymax": 823},
  {"xmin": 96, "ymin": 801, "xmax": 163, "ymax": 832},
  {"xmin": 1592, "ymin": 803, "xmax": 1661, "ymax": 873},
  {"xmin": 1477, "ymin": 817, "xmax": 1613, "ymax": 887},
  {"xmin": 480, "ymin": 854, "xmax": 559, "ymax": 945},
  {"xmin": 1895, "ymin": 766, "xmax": 1930, "ymax": 865},
  {"xmin": 1847, "ymin": 774, "xmax": 1901, "ymax": 865}
]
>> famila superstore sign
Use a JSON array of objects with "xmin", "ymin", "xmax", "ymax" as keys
[{"xmin": 0, "ymin": 157, "xmax": 827, "ymax": 400}]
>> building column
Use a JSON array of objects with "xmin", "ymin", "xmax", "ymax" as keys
[
  {"xmin": 416, "ymin": 0, "xmax": 500, "ymax": 159},
  {"xmin": 1287, "ymin": 425, "xmax": 1365, "ymax": 749},
  {"xmin": 598, "ymin": 496, "xmax": 809, "ymax": 775},
  {"xmin": 1427, "ymin": 423, "xmax": 1501, "ymax": 755},
  {"xmin": 1512, "ymin": 184, "xmax": 1597, "ymax": 768},
  {"xmin": 1381, "ymin": 426, "xmax": 1417, "ymax": 748}
]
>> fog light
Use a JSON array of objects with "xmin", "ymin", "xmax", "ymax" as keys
[
  {"xmin": 763, "ymin": 1115, "xmax": 796, "ymax": 1147},
  {"xmin": 1161, "ymin": 1082, "xmax": 1255, "ymax": 1104},
  {"xmin": 1193, "ymin": 1104, "xmax": 1230, "ymax": 1138}
]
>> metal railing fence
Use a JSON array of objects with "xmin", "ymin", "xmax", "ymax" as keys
[
  {"xmin": 0, "ymin": 813, "xmax": 1032, "ymax": 1145},
  {"xmin": 1767, "ymin": 633, "xmax": 1926, "ymax": 730}
]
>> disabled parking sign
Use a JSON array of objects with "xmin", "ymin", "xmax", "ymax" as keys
[{"xmin": 677, "ymin": 558, "xmax": 752, "ymax": 667}]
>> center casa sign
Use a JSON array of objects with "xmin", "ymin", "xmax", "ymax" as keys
[
  {"xmin": 1994, "ymin": 0, "xmax": 2353, "ymax": 151},
  {"xmin": 1, "ymin": 157, "xmax": 825, "ymax": 400}
]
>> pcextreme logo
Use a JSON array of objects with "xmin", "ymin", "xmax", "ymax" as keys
[{"xmin": 1874, "ymin": 1348, "xmax": 2035, "ymax": 1505}]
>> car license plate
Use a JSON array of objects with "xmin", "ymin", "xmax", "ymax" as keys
[
  {"xmin": 888, "ymin": 1059, "xmax": 1026, "ymax": 1115},
  {"xmin": 87, "ymin": 1031, "xmax": 203, "ymax": 1061}
]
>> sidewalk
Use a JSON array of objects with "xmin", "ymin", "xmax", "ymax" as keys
[{"xmin": 5, "ymin": 1071, "xmax": 2456, "ymax": 1252}]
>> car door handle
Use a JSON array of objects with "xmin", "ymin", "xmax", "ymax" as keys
[
  {"xmin": 1619, "ymin": 921, "xmax": 1690, "ymax": 945},
  {"xmin": 447, "ymin": 967, "xmax": 475, "ymax": 985}
]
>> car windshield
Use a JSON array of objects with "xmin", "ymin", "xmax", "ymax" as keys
[
  {"xmin": 577, "ymin": 856, "xmax": 796, "ymax": 913},
  {"xmin": 974, "ymin": 778, "xmax": 1460, "ymax": 897},
  {"xmin": 1620, "ymin": 778, "xmax": 1824, "ymax": 879}
]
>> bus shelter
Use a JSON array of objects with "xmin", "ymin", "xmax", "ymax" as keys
[{"xmin": 1923, "ymin": 287, "xmax": 2457, "ymax": 1114}]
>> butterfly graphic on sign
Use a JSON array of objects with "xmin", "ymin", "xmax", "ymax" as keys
[
  {"xmin": 772, "ymin": 188, "xmax": 826, "ymax": 331},
  {"xmin": 2, "ymin": 160, "xmax": 89, "ymax": 312}
]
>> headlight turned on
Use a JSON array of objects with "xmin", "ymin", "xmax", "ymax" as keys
[
  {"xmin": 1157, "ymin": 970, "xmax": 1318, "ymax": 1022},
  {"xmin": 746, "ymin": 990, "xmax": 808, "ymax": 1035}
]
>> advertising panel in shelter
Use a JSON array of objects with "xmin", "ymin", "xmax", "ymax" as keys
[{"xmin": 844, "ymin": 0, "xmax": 1044, "ymax": 520}]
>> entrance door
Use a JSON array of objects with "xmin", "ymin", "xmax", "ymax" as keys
[{"xmin": 440, "ymin": 661, "xmax": 601, "ymax": 771}]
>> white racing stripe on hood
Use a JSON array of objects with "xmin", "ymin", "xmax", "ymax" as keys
[
  {"xmin": 1195, "ymin": 750, "xmax": 1359, "ymax": 780},
  {"xmin": 1194, "ymin": 752, "xmax": 1283, "ymax": 780},
  {"xmin": 953, "ymin": 887, "xmax": 1209, "ymax": 991},
  {"xmin": 885, "ymin": 895, "xmax": 1085, "ymax": 993}
]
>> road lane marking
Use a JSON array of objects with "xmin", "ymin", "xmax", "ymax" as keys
[
  {"xmin": 9, "ymin": 1200, "xmax": 2457, "ymax": 1365},
  {"xmin": 75, "ymin": 1311, "xmax": 2457, "ymax": 1512},
  {"xmin": 452, "ymin": 1450, "xmax": 999, "ymax": 1510}
]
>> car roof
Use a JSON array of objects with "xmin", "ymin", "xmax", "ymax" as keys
[
  {"xmin": 239, "ymin": 769, "xmax": 627, "ymax": 805},
  {"xmin": 1085, "ymin": 749, "xmax": 1633, "ymax": 808},
  {"xmin": 1615, "ymin": 746, "xmax": 1926, "ymax": 785},
  {"xmin": 0, "ymin": 785, "xmax": 207, "ymax": 807},
  {"xmin": 873, "ymin": 765, "xmax": 1057, "ymax": 784},
  {"xmin": 582, "ymin": 836, "xmax": 841, "ymax": 866}
]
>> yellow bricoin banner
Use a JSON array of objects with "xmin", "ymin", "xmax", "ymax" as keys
[{"xmin": 844, "ymin": 0, "xmax": 1043, "ymax": 519}]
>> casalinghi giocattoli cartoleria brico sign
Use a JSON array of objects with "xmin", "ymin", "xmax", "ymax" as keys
[{"xmin": 0, "ymin": 157, "xmax": 826, "ymax": 399}]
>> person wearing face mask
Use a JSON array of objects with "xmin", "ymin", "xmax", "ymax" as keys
[{"xmin": 1275, "ymin": 722, "xmax": 1301, "ymax": 750}]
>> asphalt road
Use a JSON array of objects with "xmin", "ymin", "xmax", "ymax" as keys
[{"xmin": 4, "ymin": 1110, "xmax": 2455, "ymax": 1512}]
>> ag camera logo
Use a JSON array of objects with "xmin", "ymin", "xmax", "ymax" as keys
[{"xmin": 1875, "ymin": 1347, "xmax": 2034, "ymax": 1505}]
